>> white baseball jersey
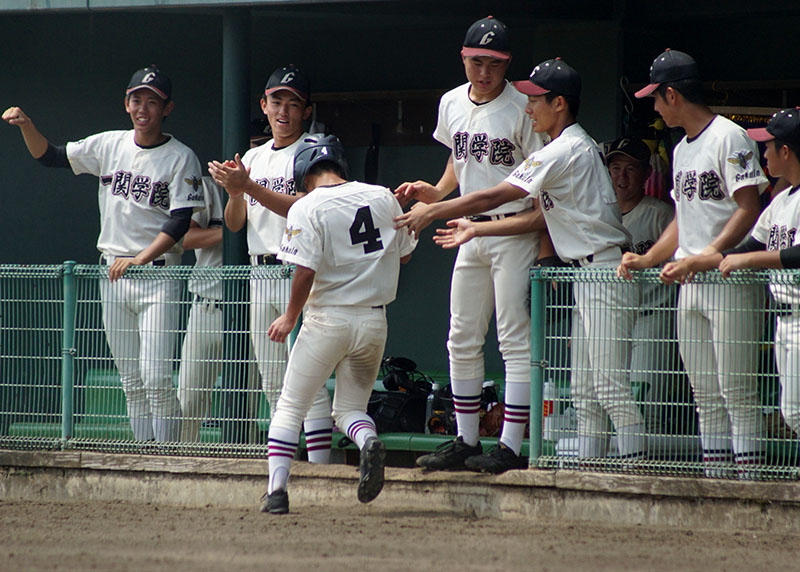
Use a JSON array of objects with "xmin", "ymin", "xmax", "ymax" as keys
[
  {"xmin": 241, "ymin": 133, "xmax": 308, "ymax": 256},
  {"xmin": 188, "ymin": 177, "xmax": 224, "ymax": 300},
  {"xmin": 505, "ymin": 123, "xmax": 630, "ymax": 262},
  {"xmin": 278, "ymin": 181, "xmax": 417, "ymax": 307},
  {"xmin": 66, "ymin": 130, "xmax": 204, "ymax": 258},
  {"xmin": 434, "ymin": 81, "xmax": 546, "ymax": 216},
  {"xmin": 671, "ymin": 115, "xmax": 768, "ymax": 259},
  {"xmin": 750, "ymin": 186, "xmax": 800, "ymax": 305},
  {"xmin": 623, "ymin": 195, "xmax": 675, "ymax": 309}
]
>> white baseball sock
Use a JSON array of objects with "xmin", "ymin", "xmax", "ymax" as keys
[
  {"xmin": 303, "ymin": 417, "xmax": 333, "ymax": 464},
  {"xmin": 130, "ymin": 416, "xmax": 154, "ymax": 441},
  {"xmin": 339, "ymin": 412, "xmax": 377, "ymax": 449},
  {"xmin": 152, "ymin": 418, "xmax": 181, "ymax": 442},
  {"xmin": 268, "ymin": 426, "xmax": 299, "ymax": 494},
  {"xmin": 499, "ymin": 381, "xmax": 530, "ymax": 455},
  {"xmin": 451, "ymin": 377, "xmax": 483, "ymax": 446}
]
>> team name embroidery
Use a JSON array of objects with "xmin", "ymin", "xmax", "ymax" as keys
[
  {"xmin": 768, "ymin": 225, "xmax": 797, "ymax": 251},
  {"xmin": 453, "ymin": 132, "xmax": 516, "ymax": 165},
  {"xmin": 634, "ymin": 239, "xmax": 655, "ymax": 255},
  {"xmin": 674, "ymin": 170, "xmax": 724, "ymax": 202},
  {"xmin": 108, "ymin": 171, "xmax": 171, "ymax": 210},
  {"xmin": 249, "ymin": 176, "xmax": 296, "ymax": 206}
]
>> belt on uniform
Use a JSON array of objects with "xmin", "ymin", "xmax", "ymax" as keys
[
  {"xmin": 467, "ymin": 212, "xmax": 517, "ymax": 223},
  {"xmin": 194, "ymin": 294, "xmax": 221, "ymax": 310},
  {"xmin": 253, "ymin": 254, "xmax": 280, "ymax": 265},
  {"xmin": 103, "ymin": 256, "xmax": 165, "ymax": 266},
  {"xmin": 371, "ymin": 305, "xmax": 384, "ymax": 309},
  {"xmin": 569, "ymin": 245, "xmax": 630, "ymax": 268}
]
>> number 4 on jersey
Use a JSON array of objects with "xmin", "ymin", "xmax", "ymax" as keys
[{"xmin": 349, "ymin": 206, "xmax": 383, "ymax": 254}]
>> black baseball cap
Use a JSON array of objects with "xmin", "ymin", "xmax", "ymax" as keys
[
  {"xmin": 748, "ymin": 108, "xmax": 800, "ymax": 147},
  {"xmin": 264, "ymin": 64, "xmax": 310, "ymax": 101},
  {"xmin": 126, "ymin": 66, "xmax": 172, "ymax": 100},
  {"xmin": 605, "ymin": 137, "xmax": 651, "ymax": 164},
  {"xmin": 635, "ymin": 49, "xmax": 700, "ymax": 99},
  {"xmin": 514, "ymin": 58, "xmax": 581, "ymax": 97},
  {"xmin": 461, "ymin": 15, "xmax": 511, "ymax": 61}
]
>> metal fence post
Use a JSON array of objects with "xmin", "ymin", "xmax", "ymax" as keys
[
  {"xmin": 61, "ymin": 260, "xmax": 77, "ymax": 443},
  {"xmin": 529, "ymin": 267, "xmax": 546, "ymax": 466}
]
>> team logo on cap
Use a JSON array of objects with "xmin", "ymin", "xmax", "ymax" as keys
[
  {"xmin": 479, "ymin": 31, "xmax": 495, "ymax": 45},
  {"xmin": 184, "ymin": 176, "xmax": 202, "ymax": 191},
  {"xmin": 281, "ymin": 72, "xmax": 296, "ymax": 84},
  {"xmin": 142, "ymin": 72, "xmax": 157, "ymax": 83},
  {"xmin": 727, "ymin": 150, "xmax": 754, "ymax": 170},
  {"xmin": 284, "ymin": 226, "xmax": 302, "ymax": 241}
]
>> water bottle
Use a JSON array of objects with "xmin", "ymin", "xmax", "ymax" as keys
[{"xmin": 425, "ymin": 383, "xmax": 440, "ymax": 434}]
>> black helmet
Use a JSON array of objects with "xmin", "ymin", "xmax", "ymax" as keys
[{"xmin": 293, "ymin": 133, "xmax": 349, "ymax": 193}]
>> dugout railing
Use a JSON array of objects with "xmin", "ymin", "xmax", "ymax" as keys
[{"xmin": 1, "ymin": 263, "xmax": 799, "ymax": 480}]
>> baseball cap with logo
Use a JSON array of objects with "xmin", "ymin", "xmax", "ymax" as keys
[
  {"xmin": 264, "ymin": 64, "xmax": 311, "ymax": 102},
  {"xmin": 514, "ymin": 58, "xmax": 581, "ymax": 97},
  {"xmin": 126, "ymin": 66, "xmax": 172, "ymax": 100},
  {"xmin": 461, "ymin": 15, "xmax": 511, "ymax": 61},
  {"xmin": 605, "ymin": 136, "xmax": 651, "ymax": 165},
  {"xmin": 747, "ymin": 108, "xmax": 800, "ymax": 147},
  {"xmin": 634, "ymin": 49, "xmax": 700, "ymax": 99}
]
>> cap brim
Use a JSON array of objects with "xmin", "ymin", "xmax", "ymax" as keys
[
  {"xmin": 746, "ymin": 127, "xmax": 774, "ymax": 142},
  {"xmin": 513, "ymin": 80, "xmax": 550, "ymax": 96},
  {"xmin": 634, "ymin": 83, "xmax": 660, "ymax": 99},
  {"xmin": 460, "ymin": 47, "xmax": 510, "ymax": 60},
  {"xmin": 126, "ymin": 85, "xmax": 169, "ymax": 100},
  {"xmin": 264, "ymin": 86, "xmax": 309, "ymax": 101}
]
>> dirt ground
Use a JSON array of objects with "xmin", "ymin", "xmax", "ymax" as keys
[{"xmin": 0, "ymin": 499, "xmax": 797, "ymax": 572}]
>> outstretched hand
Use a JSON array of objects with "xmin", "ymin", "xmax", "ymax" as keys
[
  {"xmin": 208, "ymin": 153, "xmax": 251, "ymax": 197},
  {"xmin": 393, "ymin": 202, "xmax": 435, "ymax": 239},
  {"xmin": 393, "ymin": 180, "xmax": 441, "ymax": 208},
  {"xmin": 433, "ymin": 218, "xmax": 476, "ymax": 249}
]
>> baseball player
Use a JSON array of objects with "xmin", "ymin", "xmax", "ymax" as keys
[
  {"xmin": 606, "ymin": 137, "xmax": 677, "ymax": 432},
  {"xmin": 3, "ymin": 66, "xmax": 205, "ymax": 442},
  {"xmin": 618, "ymin": 50, "xmax": 767, "ymax": 477},
  {"xmin": 394, "ymin": 16, "xmax": 546, "ymax": 473},
  {"xmin": 399, "ymin": 57, "xmax": 649, "ymax": 466},
  {"xmin": 262, "ymin": 134, "xmax": 416, "ymax": 514},
  {"xmin": 669, "ymin": 109, "xmax": 800, "ymax": 438},
  {"xmin": 209, "ymin": 65, "xmax": 333, "ymax": 462}
]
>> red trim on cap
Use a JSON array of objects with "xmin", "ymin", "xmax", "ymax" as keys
[
  {"xmin": 126, "ymin": 85, "xmax": 169, "ymax": 100},
  {"xmin": 634, "ymin": 83, "xmax": 660, "ymax": 99},
  {"xmin": 461, "ymin": 47, "xmax": 511, "ymax": 61},
  {"xmin": 746, "ymin": 127, "xmax": 774, "ymax": 142},
  {"xmin": 264, "ymin": 86, "xmax": 309, "ymax": 101},
  {"xmin": 513, "ymin": 80, "xmax": 549, "ymax": 96}
]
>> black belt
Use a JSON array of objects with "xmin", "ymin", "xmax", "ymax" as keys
[
  {"xmin": 466, "ymin": 212, "xmax": 517, "ymax": 223},
  {"xmin": 104, "ymin": 257, "xmax": 165, "ymax": 266},
  {"xmin": 570, "ymin": 254, "xmax": 593, "ymax": 268},
  {"xmin": 194, "ymin": 294, "xmax": 221, "ymax": 310},
  {"xmin": 372, "ymin": 305, "xmax": 384, "ymax": 309},
  {"xmin": 254, "ymin": 254, "xmax": 280, "ymax": 265}
]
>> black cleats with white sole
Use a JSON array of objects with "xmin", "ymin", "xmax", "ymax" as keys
[{"xmin": 357, "ymin": 438, "xmax": 386, "ymax": 504}]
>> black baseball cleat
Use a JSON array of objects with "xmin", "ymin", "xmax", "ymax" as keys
[
  {"xmin": 415, "ymin": 436, "xmax": 482, "ymax": 471},
  {"xmin": 464, "ymin": 442, "xmax": 527, "ymax": 474},
  {"xmin": 260, "ymin": 489, "xmax": 289, "ymax": 514},
  {"xmin": 357, "ymin": 437, "xmax": 386, "ymax": 504}
]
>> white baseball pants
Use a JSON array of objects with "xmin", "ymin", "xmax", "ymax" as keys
[{"xmin": 774, "ymin": 312, "xmax": 800, "ymax": 435}]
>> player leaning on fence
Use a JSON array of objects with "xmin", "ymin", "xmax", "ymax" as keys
[
  {"xmin": 395, "ymin": 57, "xmax": 648, "ymax": 464},
  {"xmin": 2, "ymin": 66, "xmax": 205, "ymax": 442},
  {"xmin": 659, "ymin": 109, "xmax": 800, "ymax": 441},
  {"xmin": 618, "ymin": 50, "xmax": 767, "ymax": 478}
]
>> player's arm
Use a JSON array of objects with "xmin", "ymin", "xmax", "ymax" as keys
[
  {"xmin": 209, "ymin": 153, "xmax": 300, "ymax": 218},
  {"xmin": 394, "ymin": 155, "xmax": 459, "ymax": 207},
  {"xmin": 268, "ymin": 265, "xmax": 315, "ymax": 343},
  {"xmin": 107, "ymin": 208, "xmax": 193, "ymax": 281},
  {"xmin": 223, "ymin": 194, "xmax": 247, "ymax": 232},
  {"xmin": 2, "ymin": 107, "xmax": 49, "ymax": 159},
  {"xmin": 395, "ymin": 181, "xmax": 527, "ymax": 239},
  {"xmin": 660, "ymin": 186, "xmax": 761, "ymax": 284},
  {"xmin": 183, "ymin": 220, "xmax": 223, "ymax": 250},
  {"xmin": 618, "ymin": 218, "xmax": 679, "ymax": 279},
  {"xmin": 433, "ymin": 208, "xmax": 545, "ymax": 249}
]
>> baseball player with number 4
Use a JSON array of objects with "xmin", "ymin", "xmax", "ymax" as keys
[
  {"xmin": 261, "ymin": 134, "xmax": 416, "ymax": 514},
  {"xmin": 395, "ymin": 15, "xmax": 546, "ymax": 474},
  {"xmin": 3, "ymin": 66, "xmax": 205, "ymax": 442},
  {"xmin": 399, "ymin": 58, "xmax": 648, "ymax": 465},
  {"xmin": 618, "ymin": 50, "xmax": 767, "ymax": 477}
]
